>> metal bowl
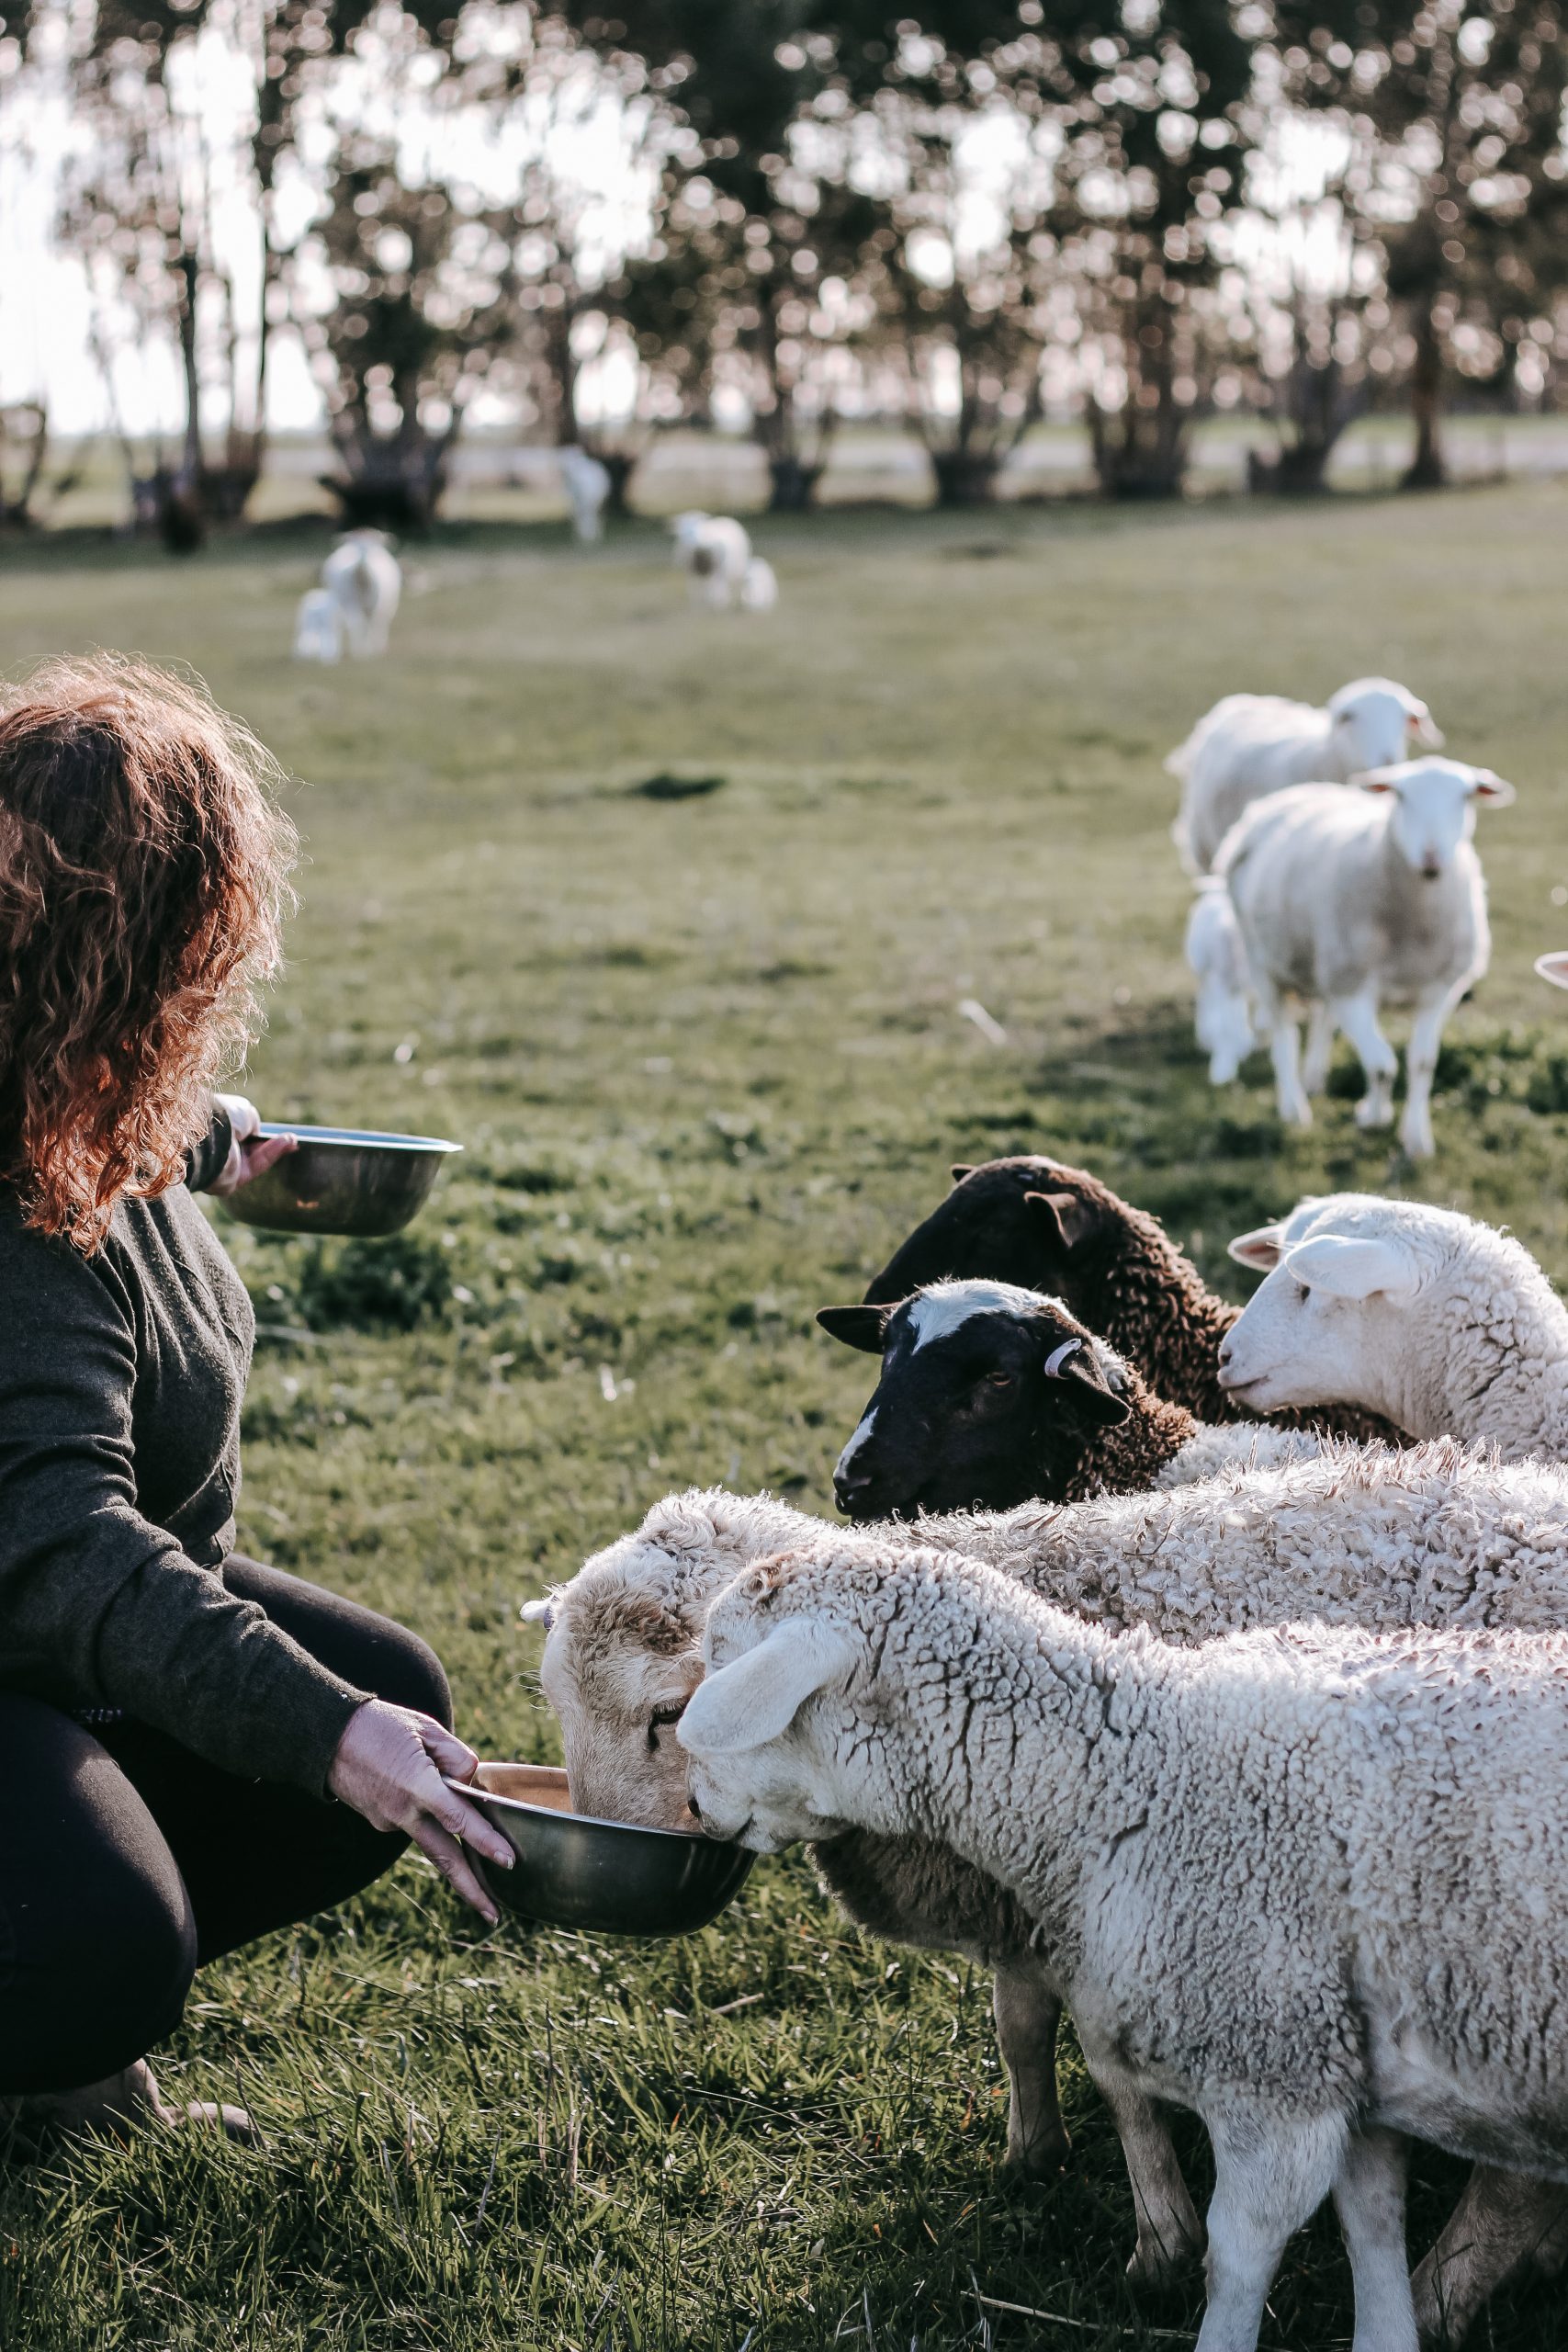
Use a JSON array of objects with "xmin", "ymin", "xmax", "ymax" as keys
[
  {"xmin": 220, "ymin": 1123, "xmax": 461, "ymax": 1237},
  {"xmin": 452, "ymin": 1763, "xmax": 755, "ymax": 1937}
]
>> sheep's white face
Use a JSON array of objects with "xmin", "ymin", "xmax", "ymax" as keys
[
  {"xmin": 680, "ymin": 1600, "xmax": 861, "ymax": 1852},
  {"xmin": 1329, "ymin": 677, "xmax": 1441, "ymax": 773},
  {"xmin": 1358, "ymin": 757, "xmax": 1514, "ymax": 880},
  {"xmin": 1219, "ymin": 1198, "xmax": 1432, "ymax": 1421}
]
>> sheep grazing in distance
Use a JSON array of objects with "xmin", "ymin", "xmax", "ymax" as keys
[
  {"xmin": 1218, "ymin": 757, "xmax": 1515, "ymax": 1158},
  {"xmin": 817, "ymin": 1280, "xmax": 1323, "ymax": 1521},
  {"xmin": 525, "ymin": 1448, "xmax": 1568, "ymax": 2333},
  {"xmin": 1222, "ymin": 1192, "xmax": 1568, "ymax": 1462},
  {"xmin": 1168, "ymin": 676, "xmax": 1442, "ymax": 876},
  {"xmin": 680, "ymin": 1543, "xmax": 1568, "ymax": 2352},
  {"xmin": 861, "ymin": 1154, "xmax": 1395, "ymax": 1443},
  {"xmin": 292, "ymin": 586, "xmax": 344, "ymax": 664},
  {"xmin": 670, "ymin": 510, "xmax": 752, "ymax": 607},
  {"xmin": 320, "ymin": 528, "xmax": 401, "ymax": 656},
  {"xmin": 739, "ymin": 555, "xmax": 778, "ymax": 610},
  {"xmin": 1185, "ymin": 876, "xmax": 1257, "ymax": 1083},
  {"xmin": 557, "ymin": 446, "xmax": 612, "ymax": 542}
]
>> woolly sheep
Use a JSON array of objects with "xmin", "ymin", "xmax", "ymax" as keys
[
  {"xmin": 669, "ymin": 510, "xmax": 752, "ymax": 608},
  {"xmin": 861, "ymin": 1155, "xmax": 1394, "ymax": 1443},
  {"xmin": 1185, "ymin": 877, "xmax": 1257, "ymax": 1084},
  {"xmin": 1217, "ymin": 758, "xmax": 1515, "ymax": 1158},
  {"xmin": 1168, "ymin": 677, "xmax": 1442, "ymax": 876},
  {"xmin": 816, "ymin": 1280, "xmax": 1323, "ymax": 1521},
  {"xmin": 320, "ymin": 528, "xmax": 401, "ymax": 656},
  {"xmin": 681, "ymin": 1543, "xmax": 1568, "ymax": 2352},
  {"xmin": 526, "ymin": 1446, "xmax": 1568, "ymax": 2334},
  {"xmin": 292, "ymin": 586, "xmax": 344, "ymax": 664},
  {"xmin": 1221, "ymin": 1192, "xmax": 1568, "ymax": 1460},
  {"xmin": 557, "ymin": 446, "xmax": 612, "ymax": 542}
]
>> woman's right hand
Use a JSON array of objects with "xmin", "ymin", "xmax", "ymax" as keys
[{"xmin": 327, "ymin": 1699, "xmax": 516, "ymax": 1925}]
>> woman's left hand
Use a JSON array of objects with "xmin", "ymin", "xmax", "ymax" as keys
[{"xmin": 209, "ymin": 1093, "xmax": 297, "ymax": 1195}]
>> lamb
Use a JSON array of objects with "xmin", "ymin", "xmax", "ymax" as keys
[
  {"xmin": 1185, "ymin": 877, "xmax": 1257, "ymax": 1084},
  {"xmin": 1221, "ymin": 1191, "xmax": 1568, "ymax": 1461},
  {"xmin": 739, "ymin": 555, "xmax": 778, "ymax": 611},
  {"xmin": 816, "ymin": 1279, "xmax": 1325, "ymax": 1521},
  {"xmin": 861, "ymin": 1154, "xmax": 1394, "ymax": 1443},
  {"xmin": 1217, "ymin": 757, "xmax": 1515, "ymax": 1158},
  {"xmin": 319, "ymin": 528, "xmax": 401, "ymax": 656},
  {"xmin": 1168, "ymin": 676, "xmax": 1443, "ymax": 876},
  {"xmin": 526, "ymin": 1448, "xmax": 1568, "ymax": 2337},
  {"xmin": 680, "ymin": 1545, "xmax": 1568, "ymax": 2352},
  {"xmin": 669, "ymin": 510, "xmax": 752, "ymax": 607},
  {"xmin": 557, "ymin": 446, "xmax": 612, "ymax": 543},
  {"xmin": 292, "ymin": 586, "xmax": 344, "ymax": 664}
]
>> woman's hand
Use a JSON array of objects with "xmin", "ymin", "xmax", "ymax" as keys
[
  {"xmin": 327, "ymin": 1699, "xmax": 516, "ymax": 1925},
  {"xmin": 209, "ymin": 1093, "xmax": 297, "ymax": 1195}
]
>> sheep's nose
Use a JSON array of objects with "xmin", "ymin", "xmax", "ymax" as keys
[
  {"xmin": 834, "ymin": 1468, "xmax": 873, "ymax": 1507},
  {"xmin": 1420, "ymin": 853, "xmax": 1442, "ymax": 878},
  {"xmin": 1217, "ymin": 1334, "xmax": 1234, "ymax": 1367},
  {"xmin": 687, "ymin": 1794, "xmax": 703, "ymax": 1823}
]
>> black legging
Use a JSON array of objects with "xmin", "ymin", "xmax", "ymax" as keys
[{"xmin": 0, "ymin": 1557, "xmax": 450, "ymax": 2095}]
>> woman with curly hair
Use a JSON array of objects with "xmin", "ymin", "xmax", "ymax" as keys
[{"xmin": 0, "ymin": 655, "xmax": 513, "ymax": 2139}]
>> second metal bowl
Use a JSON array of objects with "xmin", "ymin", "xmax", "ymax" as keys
[
  {"xmin": 220, "ymin": 1123, "xmax": 461, "ymax": 1237},
  {"xmin": 452, "ymin": 1763, "xmax": 755, "ymax": 1937}
]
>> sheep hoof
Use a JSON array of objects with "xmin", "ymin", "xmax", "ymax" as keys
[
  {"xmin": 1354, "ymin": 1096, "xmax": 1395, "ymax": 1130},
  {"xmin": 1002, "ymin": 2128, "xmax": 1071, "ymax": 2180},
  {"xmin": 1124, "ymin": 2233, "xmax": 1202, "ymax": 2293}
]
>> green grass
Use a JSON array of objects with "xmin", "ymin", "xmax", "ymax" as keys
[{"xmin": 3, "ymin": 485, "xmax": 1568, "ymax": 2347}]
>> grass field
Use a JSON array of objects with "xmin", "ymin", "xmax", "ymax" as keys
[{"xmin": 2, "ymin": 483, "xmax": 1567, "ymax": 2349}]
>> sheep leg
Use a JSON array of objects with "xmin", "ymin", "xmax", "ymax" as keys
[
  {"xmin": 1411, "ymin": 2167, "xmax": 1568, "ymax": 2347},
  {"xmin": 1332, "ymin": 989, "xmax": 1398, "ymax": 1130},
  {"xmin": 1080, "ymin": 2048, "xmax": 1204, "ymax": 2287},
  {"xmin": 991, "ymin": 1962, "xmax": 1069, "ymax": 2177},
  {"xmin": 1268, "ymin": 1012, "xmax": 1312, "ymax": 1128},
  {"xmin": 1332, "ymin": 2128, "xmax": 1417, "ymax": 2352},
  {"xmin": 1301, "ymin": 1001, "xmax": 1336, "ymax": 1096},
  {"xmin": 1400, "ymin": 982, "xmax": 1463, "ymax": 1160},
  {"xmin": 1195, "ymin": 2106, "xmax": 1345, "ymax": 2352}
]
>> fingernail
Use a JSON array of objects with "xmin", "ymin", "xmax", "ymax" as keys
[{"xmin": 483, "ymin": 1910, "xmax": 499, "ymax": 1928}]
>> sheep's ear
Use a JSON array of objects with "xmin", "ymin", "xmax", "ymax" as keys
[
  {"xmin": 1408, "ymin": 701, "xmax": 1445, "ymax": 749},
  {"xmin": 1044, "ymin": 1339, "xmax": 1131, "ymax": 1427},
  {"xmin": 816, "ymin": 1305, "xmax": 893, "ymax": 1354},
  {"xmin": 1356, "ymin": 767, "xmax": 1403, "ymax": 795},
  {"xmin": 1283, "ymin": 1234, "xmax": 1421, "ymax": 1303},
  {"xmin": 1024, "ymin": 1190, "xmax": 1098, "ymax": 1250},
  {"xmin": 950, "ymin": 1162, "xmax": 976, "ymax": 1185},
  {"xmin": 1470, "ymin": 769, "xmax": 1515, "ymax": 808},
  {"xmin": 520, "ymin": 1595, "xmax": 556, "ymax": 1628},
  {"xmin": 677, "ymin": 1620, "xmax": 856, "ymax": 1755},
  {"xmin": 1228, "ymin": 1222, "xmax": 1286, "ymax": 1271},
  {"xmin": 1537, "ymin": 952, "xmax": 1568, "ymax": 992}
]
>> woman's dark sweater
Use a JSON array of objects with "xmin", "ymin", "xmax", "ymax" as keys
[{"xmin": 0, "ymin": 1109, "xmax": 368, "ymax": 1793}]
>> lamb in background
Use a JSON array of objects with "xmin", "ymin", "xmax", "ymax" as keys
[
  {"xmin": 1168, "ymin": 676, "xmax": 1443, "ymax": 875},
  {"xmin": 1222, "ymin": 1191, "xmax": 1568, "ymax": 1458},
  {"xmin": 320, "ymin": 528, "xmax": 401, "ymax": 656},
  {"xmin": 1185, "ymin": 876, "xmax": 1258, "ymax": 1084},
  {"xmin": 292, "ymin": 586, "xmax": 344, "ymax": 664},
  {"xmin": 818, "ymin": 1279, "xmax": 1324, "ymax": 1520},
  {"xmin": 557, "ymin": 446, "xmax": 612, "ymax": 542},
  {"xmin": 670, "ymin": 510, "xmax": 752, "ymax": 607},
  {"xmin": 739, "ymin": 555, "xmax": 778, "ymax": 610},
  {"xmin": 680, "ymin": 1543, "xmax": 1568, "ymax": 2352},
  {"xmin": 860, "ymin": 1155, "xmax": 1394, "ymax": 1442},
  {"xmin": 1218, "ymin": 756, "xmax": 1514, "ymax": 1158},
  {"xmin": 526, "ymin": 1446, "xmax": 1568, "ymax": 2336}
]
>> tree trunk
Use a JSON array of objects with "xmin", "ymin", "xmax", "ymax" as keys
[
  {"xmin": 1403, "ymin": 296, "xmax": 1447, "ymax": 490},
  {"xmin": 931, "ymin": 448, "xmax": 999, "ymax": 506},
  {"xmin": 1248, "ymin": 441, "xmax": 1334, "ymax": 496},
  {"xmin": 767, "ymin": 456, "xmax": 823, "ymax": 512},
  {"xmin": 177, "ymin": 250, "xmax": 203, "ymax": 485}
]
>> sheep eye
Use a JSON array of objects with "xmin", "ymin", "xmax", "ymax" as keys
[
  {"xmin": 648, "ymin": 1701, "xmax": 687, "ymax": 1750},
  {"xmin": 1295, "ymin": 1283, "xmax": 1312, "ymax": 1303},
  {"xmin": 985, "ymin": 1371, "xmax": 1014, "ymax": 1389}
]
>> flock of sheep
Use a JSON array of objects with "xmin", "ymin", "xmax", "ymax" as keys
[
  {"xmin": 524, "ymin": 1151, "xmax": 1568, "ymax": 2352},
  {"xmin": 289, "ymin": 484, "xmax": 774, "ymax": 663},
  {"xmin": 1175, "ymin": 676, "xmax": 1517, "ymax": 1159}
]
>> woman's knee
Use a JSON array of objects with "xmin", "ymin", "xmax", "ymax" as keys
[
  {"xmin": 0, "ymin": 1838, "xmax": 196, "ymax": 2094},
  {"xmin": 222, "ymin": 1556, "xmax": 453, "ymax": 1728}
]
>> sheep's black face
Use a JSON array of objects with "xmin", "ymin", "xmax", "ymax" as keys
[
  {"xmin": 863, "ymin": 1158, "xmax": 1113, "ymax": 1325},
  {"xmin": 818, "ymin": 1282, "xmax": 1130, "ymax": 1521}
]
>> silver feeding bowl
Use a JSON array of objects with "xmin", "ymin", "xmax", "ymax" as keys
[
  {"xmin": 452, "ymin": 1764, "xmax": 755, "ymax": 1937},
  {"xmin": 220, "ymin": 1123, "xmax": 461, "ymax": 1237}
]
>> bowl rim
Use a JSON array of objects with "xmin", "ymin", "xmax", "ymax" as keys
[
  {"xmin": 255, "ymin": 1122, "xmax": 462, "ymax": 1155},
  {"xmin": 445, "ymin": 1772, "xmax": 720, "ymax": 1847}
]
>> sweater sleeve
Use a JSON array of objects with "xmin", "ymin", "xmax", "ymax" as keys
[
  {"xmin": 184, "ymin": 1101, "xmax": 235, "ymax": 1196},
  {"xmin": 0, "ymin": 1238, "xmax": 367, "ymax": 1794}
]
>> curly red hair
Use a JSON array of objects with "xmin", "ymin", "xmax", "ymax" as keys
[{"xmin": 0, "ymin": 654, "xmax": 297, "ymax": 1250}]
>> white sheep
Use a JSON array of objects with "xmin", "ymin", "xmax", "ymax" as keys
[
  {"xmin": 739, "ymin": 556, "xmax": 778, "ymax": 611},
  {"xmin": 526, "ymin": 1448, "xmax": 1568, "ymax": 2335},
  {"xmin": 1168, "ymin": 677, "xmax": 1442, "ymax": 876},
  {"xmin": 1221, "ymin": 1192, "xmax": 1568, "ymax": 1461},
  {"xmin": 292, "ymin": 586, "xmax": 344, "ymax": 664},
  {"xmin": 1217, "ymin": 757, "xmax": 1515, "ymax": 1157},
  {"xmin": 681, "ymin": 1543, "xmax": 1568, "ymax": 2352},
  {"xmin": 557, "ymin": 446, "xmax": 612, "ymax": 543},
  {"xmin": 669, "ymin": 510, "xmax": 751, "ymax": 608},
  {"xmin": 1184, "ymin": 878, "xmax": 1258, "ymax": 1084},
  {"xmin": 320, "ymin": 529, "xmax": 401, "ymax": 656}
]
